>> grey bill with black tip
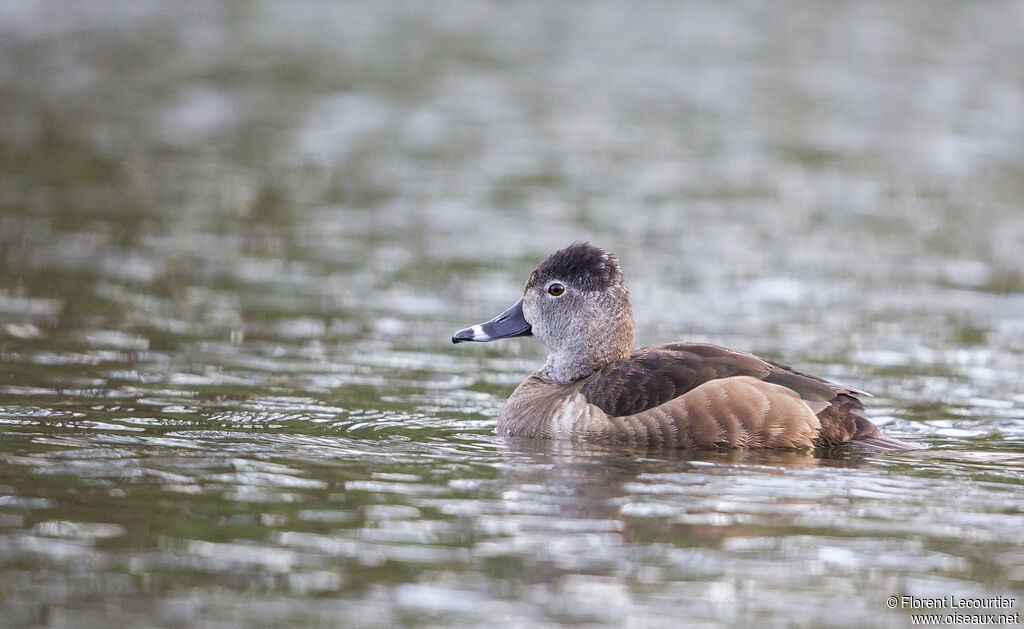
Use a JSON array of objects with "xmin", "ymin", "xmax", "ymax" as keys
[{"xmin": 452, "ymin": 298, "xmax": 532, "ymax": 343}]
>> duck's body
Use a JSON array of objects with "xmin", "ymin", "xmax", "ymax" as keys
[
  {"xmin": 500, "ymin": 343, "xmax": 892, "ymax": 450},
  {"xmin": 453, "ymin": 243, "xmax": 913, "ymax": 452}
]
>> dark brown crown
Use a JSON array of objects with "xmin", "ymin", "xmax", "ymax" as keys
[{"xmin": 527, "ymin": 242, "xmax": 622, "ymax": 292}]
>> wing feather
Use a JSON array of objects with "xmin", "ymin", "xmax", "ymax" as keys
[{"xmin": 577, "ymin": 343, "xmax": 864, "ymax": 420}]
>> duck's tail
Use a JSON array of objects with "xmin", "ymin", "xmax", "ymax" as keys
[
  {"xmin": 816, "ymin": 394, "xmax": 922, "ymax": 453},
  {"xmin": 847, "ymin": 433, "xmax": 922, "ymax": 453},
  {"xmin": 848, "ymin": 407, "xmax": 922, "ymax": 452}
]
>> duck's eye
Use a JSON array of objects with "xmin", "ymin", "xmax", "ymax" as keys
[{"xmin": 547, "ymin": 283, "xmax": 565, "ymax": 296}]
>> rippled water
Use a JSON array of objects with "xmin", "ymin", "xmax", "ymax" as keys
[{"xmin": 2, "ymin": 2, "xmax": 1024, "ymax": 627}]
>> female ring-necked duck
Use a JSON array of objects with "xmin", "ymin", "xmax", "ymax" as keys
[{"xmin": 453, "ymin": 242, "xmax": 914, "ymax": 451}]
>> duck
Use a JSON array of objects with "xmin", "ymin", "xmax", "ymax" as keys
[{"xmin": 452, "ymin": 242, "xmax": 914, "ymax": 451}]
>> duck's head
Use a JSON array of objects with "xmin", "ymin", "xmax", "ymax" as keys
[{"xmin": 453, "ymin": 242, "xmax": 636, "ymax": 382}]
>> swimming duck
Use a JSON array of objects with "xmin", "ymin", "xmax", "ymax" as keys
[{"xmin": 453, "ymin": 242, "xmax": 913, "ymax": 451}]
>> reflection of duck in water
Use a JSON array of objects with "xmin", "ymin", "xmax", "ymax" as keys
[
  {"xmin": 454, "ymin": 243, "xmax": 914, "ymax": 452},
  {"xmin": 493, "ymin": 439, "xmax": 865, "ymax": 548}
]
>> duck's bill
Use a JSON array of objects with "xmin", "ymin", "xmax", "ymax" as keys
[{"xmin": 452, "ymin": 298, "xmax": 532, "ymax": 343}]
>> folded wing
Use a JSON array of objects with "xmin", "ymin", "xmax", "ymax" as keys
[{"xmin": 577, "ymin": 343, "xmax": 883, "ymax": 448}]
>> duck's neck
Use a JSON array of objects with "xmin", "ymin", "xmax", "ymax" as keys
[
  {"xmin": 539, "ymin": 351, "xmax": 622, "ymax": 383},
  {"xmin": 538, "ymin": 312, "xmax": 635, "ymax": 383}
]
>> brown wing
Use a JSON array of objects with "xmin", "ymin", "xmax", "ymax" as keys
[
  {"xmin": 577, "ymin": 343, "xmax": 770, "ymax": 416},
  {"xmin": 761, "ymin": 358, "xmax": 868, "ymax": 401},
  {"xmin": 577, "ymin": 343, "xmax": 863, "ymax": 419}
]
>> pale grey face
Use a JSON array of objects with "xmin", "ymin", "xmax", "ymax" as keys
[
  {"xmin": 522, "ymin": 277, "xmax": 593, "ymax": 353},
  {"xmin": 523, "ymin": 267, "xmax": 636, "ymax": 376}
]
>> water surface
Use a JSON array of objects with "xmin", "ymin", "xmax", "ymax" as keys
[{"xmin": 2, "ymin": 2, "xmax": 1023, "ymax": 627}]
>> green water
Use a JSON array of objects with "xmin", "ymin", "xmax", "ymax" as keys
[{"xmin": 1, "ymin": 2, "xmax": 1023, "ymax": 627}]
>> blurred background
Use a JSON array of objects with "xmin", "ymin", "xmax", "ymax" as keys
[{"xmin": 1, "ymin": 2, "xmax": 1023, "ymax": 628}]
